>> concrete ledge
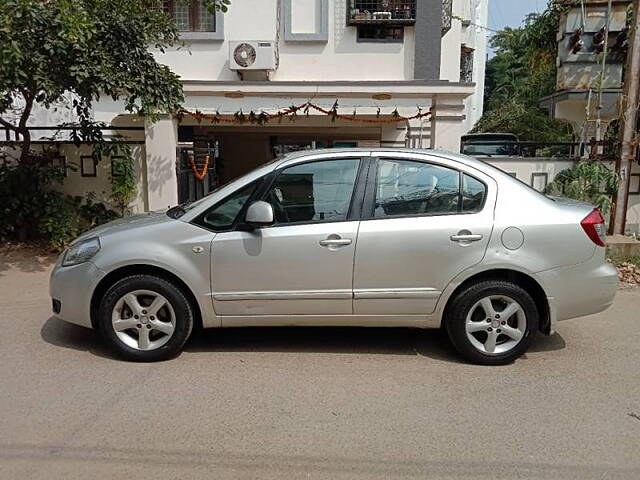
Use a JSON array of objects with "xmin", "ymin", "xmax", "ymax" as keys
[{"xmin": 607, "ymin": 234, "xmax": 640, "ymax": 257}]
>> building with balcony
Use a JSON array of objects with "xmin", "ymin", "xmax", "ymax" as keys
[
  {"xmin": 540, "ymin": 0, "xmax": 631, "ymax": 142},
  {"xmin": 2, "ymin": 0, "xmax": 489, "ymax": 211},
  {"xmin": 539, "ymin": 0, "xmax": 640, "ymax": 233}
]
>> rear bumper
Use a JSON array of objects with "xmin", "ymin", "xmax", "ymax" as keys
[{"xmin": 535, "ymin": 255, "xmax": 618, "ymax": 323}]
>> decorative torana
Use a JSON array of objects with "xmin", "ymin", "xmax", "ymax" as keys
[{"xmin": 178, "ymin": 101, "xmax": 432, "ymax": 125}]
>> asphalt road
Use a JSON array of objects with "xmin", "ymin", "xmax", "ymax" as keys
[{"xmin": 1, "ymin": 252, "xmax": 639, "ymax": 479}]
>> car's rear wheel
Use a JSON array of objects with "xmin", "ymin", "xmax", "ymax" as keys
[
  {"xmin": 445, "ymin": 280, "xmax": 538, "ymax": 365},
  {"xmin": 98, "ymin": 275, "xmax": 193, "ymax": 362}
]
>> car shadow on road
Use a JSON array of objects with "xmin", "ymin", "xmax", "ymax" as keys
[
  {"xmin": 41, "ymin": 316, "xmax": 567, "ymax": 363},
  {"xmin": 40, "ymin": 316, "xmax": 114, "ymax": 359}
]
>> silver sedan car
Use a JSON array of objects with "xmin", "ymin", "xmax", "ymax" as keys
[{"xmin": 50, "ymin": 149, "xmax": 618, "ymax": 364}]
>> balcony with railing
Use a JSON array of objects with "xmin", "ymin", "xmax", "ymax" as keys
[{"xmin": 347, "ymin": 0, "xmax": 416, "ymax": 26}]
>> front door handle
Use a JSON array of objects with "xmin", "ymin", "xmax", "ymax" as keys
[
  {"xmin": 450, "ymin": 232, "xmax": 483, "ymax": 243},
  {"xmin": 319, "ymin": 235, "xmax": 352, "ymax": 248}
]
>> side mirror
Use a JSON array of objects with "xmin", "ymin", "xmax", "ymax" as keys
[{"xmin": 244, "ymin": 200, "xmax": 274, "ymax": 228}]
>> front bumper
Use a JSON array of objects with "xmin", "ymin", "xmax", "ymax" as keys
[
  {"xmin": 534, "ymin": 255, "xmax": 618, "ymax": 324},
  {"xmin": 49, "ymin": 260, "xmax": 105, "ymax": 328}
]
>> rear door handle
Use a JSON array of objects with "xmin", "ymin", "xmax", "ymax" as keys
[{"xmin": 450, "ymin": 233, "xmax": 483, "ymax": 243}]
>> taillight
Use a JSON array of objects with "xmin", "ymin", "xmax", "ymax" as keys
[{"xmin": 581, "ymin": 209, "xmax": 607, "ymax": 247}]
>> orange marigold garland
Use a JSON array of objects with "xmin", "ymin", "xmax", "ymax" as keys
[
  {"xmin": 188, "ymin": 154, "xmax": 210, "ymax": 181},
  {"xmin": 178, "ymin": 102, "xmax": 432, "ymax": 126}
]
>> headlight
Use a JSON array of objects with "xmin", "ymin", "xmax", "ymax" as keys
[{"xmin": 62, "ymin": 237, "xmax": 101, "ymax": 267}]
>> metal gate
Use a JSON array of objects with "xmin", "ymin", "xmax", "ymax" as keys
[{"xmin": 176, "ymin": 139, "xmax": 219, "ymax": 204}]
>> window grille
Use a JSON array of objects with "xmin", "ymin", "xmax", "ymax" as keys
[
  {"xmin": 347, "ymin": 0, "xmax": 416, "ymax": 25},
  {"xmin": 442, "ymin": 0, "xmax": 453, "ymax": 35},
  {"xmin": 164, "ymin": 0, "xmax": 216, "ymax": 32},
  {"xmin": 460, "ymin": 47, "xmax": 474, "ymax": 83}
]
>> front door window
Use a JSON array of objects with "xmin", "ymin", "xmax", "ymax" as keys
[
  {"xmin": 264, "ymin": 159, "xmax": 360, "ymax": 225},
  {"xmin": 199, "ymin": 180, "xmax": 259, "ymax": 231}
]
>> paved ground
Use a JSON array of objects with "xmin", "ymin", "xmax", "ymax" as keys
[{"xmin": 1, "ymin": 250, "xmax": 640, "ymax": 479}]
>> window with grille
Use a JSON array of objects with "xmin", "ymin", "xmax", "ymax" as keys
[
  {"xmin": 164, "ymin": 0, "xmax": 216, "ymax": 32},
  {"xmin": 347, "ymin": 0, "xmax": 416, "ymax": 25},
  {"xmin": 460, "ymin": 47, "xmax": 474, "ymax": 83},
  {"xmin": 442, "ymin": 0, "xmax": 453, "ymax": 35}
]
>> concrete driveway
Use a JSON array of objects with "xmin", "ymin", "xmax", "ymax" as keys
[{"xmin": 1, "ymin": 250, "xmax": 639, "ymax": 479}]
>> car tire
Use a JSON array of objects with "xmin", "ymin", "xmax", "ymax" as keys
[
  {"xmin": 445, "ymin": 280, "xmax": 538, "ymax": 365},
  {"xmin": 98, "ymin": 275, "xmax": 194, "ymax": 362}
]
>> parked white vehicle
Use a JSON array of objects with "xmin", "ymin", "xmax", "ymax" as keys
[{"xmin": 50, "ymin": 149, "xmax": 618, "ymax": 364}]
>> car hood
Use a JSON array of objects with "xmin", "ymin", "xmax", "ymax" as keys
[{"xmin": 73, "ymin": 211, "xmax": 174, "ymax": 243}]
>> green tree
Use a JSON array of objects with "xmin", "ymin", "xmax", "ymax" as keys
[
  {"xmin": 0, "ymin": 0, "xmax": 187, "ymax": 161},
  {"xmin": 0, "ymin": 0, "xmax": 228, "ymax": 245},
  {"xmin": 473, "ymin": 1, "xmax": 573, "ymax": 141}
]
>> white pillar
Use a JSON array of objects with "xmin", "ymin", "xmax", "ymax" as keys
[
  {"xmin": 430, "ymin": 95, "xmax": 466, "ymax": 154},
  {"xmin": 144, "ymin": 115, "xmax": 179, "ymax": 211},
  {"xmin": 380, "ymin": 122, "xmax": 407, "ymax": 148}
]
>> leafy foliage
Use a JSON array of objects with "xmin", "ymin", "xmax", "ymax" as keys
[
  {"xmin": 473, "ymin": 1, "xmax": 573, "ymax": 141},
  {"xmin": 0, "ymin": 0, "xmax": 194, "ymax": 246},
  {"xmin": 545, "ymin": 161, "xmax": 619, "ymax": 213},
  {"xmin": 473, "ymin": 98, "xmax": 573, "ymax": 142},
  {"xmin": 202, "ymin": 0, "xmax": 231, "ymax": 12},
  {"xmin": 0, "ymin": 0, "xmax": 185, "ymax": 159},
  {"xmin": 110, "ymin": 151, "xmax": 138, "ymax": 215},
  {"xmin": 0, "ymin": 156, "xmax": 120, "ymax": 249}
]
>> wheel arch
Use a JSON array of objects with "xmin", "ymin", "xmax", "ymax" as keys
[
  {"xmin": 90, "ymin": 264, "xmax": 203, "ymax": 331},
  {"xmin": 441, "ymin": 269, "xmax": 551, "ymax": 334}
]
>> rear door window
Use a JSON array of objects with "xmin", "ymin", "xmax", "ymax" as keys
[
  {"xmin": 461, "ymin": 174, "xmax": 487, "ymax": 213},
  {"xmin": 373, "ymin": 159, "xmax": 460, "ymax": 217}
]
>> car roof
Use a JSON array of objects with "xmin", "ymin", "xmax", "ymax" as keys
[{"xmin": 278, "ymin": 147, "xmax": 494, "ymax": 174}]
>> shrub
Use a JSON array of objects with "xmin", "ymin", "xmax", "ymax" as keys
[
  {"xmin": 0, "ymin": 156, "xmax": 121, "ymax": 250},
  {"xmin": 545, "ymin": 161, "xmax": 618, "ymax": 213}
]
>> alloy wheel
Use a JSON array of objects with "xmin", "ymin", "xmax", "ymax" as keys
[
  {"xmin": 465, "ymin": 295, "xmax": 526, "ymax": 355},
  {"xmin": 111, "ymin": 289, "xmax": 176, "ymax": 351}
]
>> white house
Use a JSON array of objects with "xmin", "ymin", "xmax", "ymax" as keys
[{"xmin": 3, "ymin": 0, "xmax": 489, "ymax": 212}]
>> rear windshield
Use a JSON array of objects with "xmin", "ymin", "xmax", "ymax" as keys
[
  {"xmin": 461, "ymin": 143, "xmax": 519, "ymax": 157},
  {"xmin": 476, "ymin": 160, "xmax": 555, "ymax": 201}
]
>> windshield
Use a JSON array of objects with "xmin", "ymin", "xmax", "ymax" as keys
[
  {"xmin": 178, "ymin": 157, "xmax": 282, "ymax": 212},
  {"xmin": 461, "ymin": 143, "xmax": 519, "ymax": 157}
]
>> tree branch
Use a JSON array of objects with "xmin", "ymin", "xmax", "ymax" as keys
[
  {"xmin": 18, "ymin": 92, "xmax": 35, "ymax": 131},
  {"xmin": 0, "ymin": 116, "xmax": 18, "ymax": 131},
  {"xmin": 18, "ymin": 92, "xmax": 36, "ymax": 162}
]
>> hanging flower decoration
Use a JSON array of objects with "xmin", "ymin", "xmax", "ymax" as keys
[
  {"xmin": 178, "ymin": 101, "xmax": 432, "ymax": 125},
  {"xmin": 188, "ymin": 154, "xmax": 210, "ymax": 181}
]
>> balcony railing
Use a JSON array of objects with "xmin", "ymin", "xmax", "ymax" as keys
[{"xmin": 347, "ymin": 0, "xmax": 416, "ymax": 26}]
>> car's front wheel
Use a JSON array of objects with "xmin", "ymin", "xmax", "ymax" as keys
[
  {"xmin": 98, "ymin": 275, "xmax": 194, "ymax": 362},
  {"xmin": 445, "ymin": 280, "xmax": 538, "ymax": 365}
]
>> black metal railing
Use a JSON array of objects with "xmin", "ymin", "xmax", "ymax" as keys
[
  {"xmin": 460, "ymin": 140, "xmax": 621, "ymax": 160},
  {"xmin": 347, "ymin": 0, "xmax": 416, "ymax": 25},
  {"xmin": 1, "ymin": 125, "xmax": 145, "ymax": 144}
]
